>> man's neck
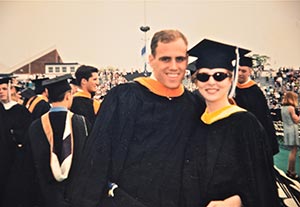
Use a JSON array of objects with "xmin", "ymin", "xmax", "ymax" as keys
[
  {"xmin": 240, "ymin": 77, "xmax": 251, "ymax": 85},
  {"xmin": 51, "ymin": 101, "xmax": 69, "ymax": 109},
  {"xmin": 78, "ymin": 88, "xmax": 91, "ymax": 95}
]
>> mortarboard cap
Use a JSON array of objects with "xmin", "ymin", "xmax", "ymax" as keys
[
  {"xmin": 32, "ymin": 77, "xmax": 49, "ymax": 94},
  {"xmin": 239, "ymin": 56, "xmax": 253, "ymax": 68},
  {"xmin": 20, "ymin": 88, "xmax": 36, "ymax": 99},
  {"xmin": 13, "ymin": 84, "xmax": 24, "ymax": 92},
  {"xmin": 188, "ymin": 39, "xmax": 251, "ymax": 71},
  {"xmin": 42, "ymin": 74, "xmax": 72, "ymax": 101},
  {"xmin": 124, "ymin": 71, "xmax": 151, "ymax": 81},
  {"xmin": 0, "ymin": 73, "xmax": 17, "ymax": 84},
  {"xmin": 0, "ymin": 76, "xmax": 12, "ymax": 84},
  {"xmin": 187, "ymin": 60, "xmax": 197, "ymax": 75},
  {"xmin": 69, "ymin": 77, "xmax": 78, "ymax": 86}
]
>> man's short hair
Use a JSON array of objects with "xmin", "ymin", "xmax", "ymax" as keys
[
  {"xmin": 75, "ymin": 65, "xmax": 99, "ymax": 86},
  {"xmin": 150, "ymin": 29, "xmax": 188, "ymax": 57}
]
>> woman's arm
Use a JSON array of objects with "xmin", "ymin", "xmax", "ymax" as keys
[{"xmin": 288, "ymin": 105, "xmax": 300, "ymax": 124}]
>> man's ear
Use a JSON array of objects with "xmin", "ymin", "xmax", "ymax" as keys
[
  {"xmin": 65, "ymin": 91, "xmax": 72, "ymax": 101},
  {"xmin": 148, "ymin": 54, "xmax": 154, "ymax": 67},
  {"xmin": 45, "ymin": 88, "xmax": 49, "ymax": 97},
  {"xmin": 81, "ymin": 78, "xmax": 88, "ymax": 87}
]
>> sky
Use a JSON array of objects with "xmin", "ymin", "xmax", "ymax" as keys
[{"xmin": 0, "ymin": 0, "xmax": 300, "ymax": 73}]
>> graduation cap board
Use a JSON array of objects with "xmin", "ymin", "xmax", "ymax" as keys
[
  {"xmin": 239, "ymin": 56, "xmax": 253, "ymax": 68},
  {"xmin": 124, "ymin": 71, "xmax": 151, "ymax": 81},
  {"xmin": 69, "ymin": 77, "xmax": 78, "ymax": 86},
  {"xmin": 0, "ymin": 73, "xmax": 16, "ymax": 84},
  {"xmin": 42, "ymin": 74, "xmax": 72, "ymax": 101},
  {"xmin": 187, "ymin": 60, "xmax": 197, "ymax": 76},
  {"xmin": 20, "ymin": 88, "xmax": 36, "ymax": 100},
  {"xmin": 188, "ymin": 39, "xmax": 251, "ymax": 72},
  {"xmin": 32, "ymin": 77, "xmax": 49, "ymax": 94},
  {"xmin": 0, "ymin": 76, "xmax": 12, "ymax": 84}
]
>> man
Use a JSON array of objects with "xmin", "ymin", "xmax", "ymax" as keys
[
  {"xmin": 27, "ymin": 74, "xmax": 91, "ymax": 207},
  {"xmin": 234, "ymin": 56, "xmax": 279, "ymax": 157},
  {"xmin": 70, "ymin": 29, "xmax": 204, "ymax": 207},
  {"xmin": 0, "ymin": 75, "xmax": 33, "ymax": 207},
  {"xmin": 71, "ymin": 65, "xmax": 100, "ymax": 126},
  {"xmin": 26, "ymin": 77, "xmax": 51, "ymax": 121},
  {"xmin": 0, "ymin": 102, "xmax": 15, "ymax": 205}
]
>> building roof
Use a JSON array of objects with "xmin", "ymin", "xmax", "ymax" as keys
[{"xmin": 8, "ymin": 46, "xmax": 60, "ymax": 74}]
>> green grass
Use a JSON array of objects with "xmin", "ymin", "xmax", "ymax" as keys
[{"xmin": 274, "ymin": 145, "xmax": 300, "ymax": 175}]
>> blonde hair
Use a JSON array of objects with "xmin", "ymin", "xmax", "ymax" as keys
[{"xmin": 282, "ymin": 91, "xmax": 298, "ymax": 107}]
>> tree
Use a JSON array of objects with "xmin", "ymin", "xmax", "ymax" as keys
[{"xmin": 251, "ymin": 54, "xmax": 270, "ymax": 70}]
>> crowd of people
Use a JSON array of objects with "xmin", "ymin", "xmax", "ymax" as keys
[{"xmin": 0, "ymin": 28, "xmax": 299, "ymax": 207}]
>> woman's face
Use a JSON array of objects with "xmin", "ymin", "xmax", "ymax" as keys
[{"xmin": 196, "ymin": 68, "xmax": 232, "ymax": 105}]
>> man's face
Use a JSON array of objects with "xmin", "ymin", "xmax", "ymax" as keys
[
  {"xmin": 238, "ymin": 66, "xmax": 252, "ymax": 84},
  {"xmin": 149, "ymin": 38, "xmax": 188, "ymax": 89},
  {"xmin": 0, "ymin": 83, "xmax": 9, "ymax": 103},
  {"xmin": 86, "ymin": 72, "xmax": 99, "ymax": 93}
]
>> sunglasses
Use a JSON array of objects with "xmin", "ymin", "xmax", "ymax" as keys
[{"xmin": 196, "ymin": 72, "xmax": 232, "ymax": 82}]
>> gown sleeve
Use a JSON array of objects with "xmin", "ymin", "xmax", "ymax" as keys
[
  {"xmin": 235, "ymin": 113, "xmax": 280, "ymax": 207},
  {"xmin": 70, "ymin": 83, "xmax": 139, "ymax": 207}
]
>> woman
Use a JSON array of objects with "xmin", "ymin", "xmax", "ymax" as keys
[
  {"xmin": 281, "ymin": 91, "xmax": 300, "ymax": 180},
  {"xmin": 182, "ymin": 39, "xmax": 280, "ymax": 207}
]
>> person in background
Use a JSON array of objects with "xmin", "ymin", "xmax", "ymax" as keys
[
  {"xmin": 19, "ymin": 87, "xmax": 36, "ymax": 107},
  {"xmin": 281, "ymin": 91, "xmax": 300, "ymax": 180},
  {"xmin": 183, "ymin": 39, "xmax": 280, "ymax": 207},
  {"xmin": 0, "ymin": 75, "xmax": 33, "ymax": 207},
  {"xmin": 26, "ymin": 77, "xmax": 51, "ymax": 121},
  {"xmin": 69, "ymin": 29, "xmax": 205, "ymax": 207},
  {"xmin": 10, "ymin": 80, "xmax": 24, "ymax": 104},
  {"xmin": 71, "ymin": 65, "xmax": 100, "ymax": 127},
  {"xmin": 27, "ymin": 74, "xmax": 91, "ymax": 207},
  {"xmin": 234, "ymin": 56, "xmax": 279, "ymax": 158},
  {"xmin": 0, "ymin": 102, "xmax": 15, "ymax": 205}
]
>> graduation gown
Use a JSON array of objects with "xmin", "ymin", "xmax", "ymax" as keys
[
  {"xmin": 70, "ymin": 91, "xmax": 100, "ymax": 127},
  {"xmin": 235, "ymin": 81, "xmax": 279, "ymax": 155},
  {"xmin": 183, "ymin": 111, "xmax": 280, "ymax": 207},
  {"xmin": 0, "ymin": 103, "xmax": 15, "ymax": 204},
  {"xmin": 1, "ymin": 101, "xmax": 33, "ymax": 207},
  {"xmin": 27, "ymin": 111, "xmax": 91, "ymax": 207},
  {"xmin": 70, "ymin": 80, "xmax": 203, "ymax": 207},
  {"xmin": 26, "ymin": 95, "xmax": 51, "ymax": 121}
]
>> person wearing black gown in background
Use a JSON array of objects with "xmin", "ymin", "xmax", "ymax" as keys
[
  {"xmin": 234, "ymin": 56, "xmax": 279, "ymax": 158},
  {"xmin": 0, "ymin": 75, "xmax": 33, "ymax": 207},
  {"xmin": 0, "ymin": 102, "xmax": 15, "ymax": 205},
  {"xmin": 27, "ymin": 74, "xmax": 91, "ymax": 207}
]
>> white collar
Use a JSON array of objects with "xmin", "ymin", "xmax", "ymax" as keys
[{"xmin": 2, "ymin": 101, "xmax": 18, "ymax": 110}]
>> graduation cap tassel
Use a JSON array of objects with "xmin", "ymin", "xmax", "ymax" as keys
[
  {"xmin": 228, "ymin": 47, "xmax": 240, "ymax": 98},
  {"xmin": 8, "ymin": 80, "xmax": 11, "ymax": 102}
]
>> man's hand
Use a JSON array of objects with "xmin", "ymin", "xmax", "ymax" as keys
[{"xmin": 206, "ymin": 195, "xmax": 242, "ymax": 207}]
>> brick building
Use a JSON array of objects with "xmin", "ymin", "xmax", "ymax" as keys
[{"xmin": 10, "ymin": 47, "xmax": 63, "ymax": 75}]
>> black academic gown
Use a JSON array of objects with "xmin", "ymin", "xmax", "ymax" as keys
[
  {"xmin": 0, "ymin": 103, "xmax": 15, "ymax": 204},
  {"xmin": 27, "ymin": 96, "xmax": 51, "ymax": 121},
  {"xmin": 1, "ymin": 102, "xmax": 33, "ymax": 207},
  {"xmin": 70, "ymin": 81, "xmax": 203, "ymax": 207},
  {"xmin": 27, "ymin": 111, "xmax": 91, "ymax": 207},
  {"xmin": 70, "ymin": 95, "xmax": 98, "ymax": 127},
  {"xmin": 235, "ymin": 84, "xmax": 279, "ymax": 155},
  {"xmin": 182, "ymin": 112, "xmax": 280, "ymax": 207}
]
